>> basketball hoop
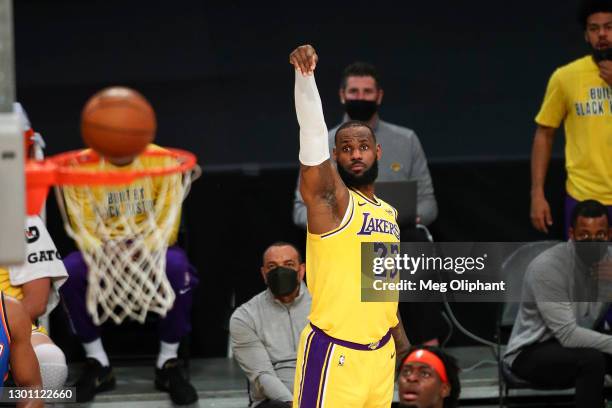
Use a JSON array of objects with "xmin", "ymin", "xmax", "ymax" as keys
[{"xmin": 25, "ymin": 147, "xmax": 200, "ymax": 325}]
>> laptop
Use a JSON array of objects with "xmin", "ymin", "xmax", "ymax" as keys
[{"xmin": 374, "ymin": 180, "xmax": 417, "ymax": 227}]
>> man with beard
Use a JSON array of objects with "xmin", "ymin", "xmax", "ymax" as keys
[
  {"xmin": 290, "ymin": 60, "xmax": 444, "ymax": 348},
  {"xmin": 530, "ymin": 0, "xmax": 612, "ymax": 235},
  {"xmin": 230, "ymin": 242, "xmax": 311, "ymax": 408},
  {"xmin": 292, "ymin": 62, "xmax": 438, "ymax": 234},
  {"xmin": 289, "ymin": 44, "xmax": 409, "ymax": 408},
  {"xmin": 505, "ymin": 199, "xmax": 612, "ymax": 407},
  {"xmin": 397, "ymin": 347, "xmax": 460, "ymax": 408}
]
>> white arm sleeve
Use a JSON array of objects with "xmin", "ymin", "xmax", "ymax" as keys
[{"xmin": 295, "ymin": 72, "xmax": 330, "ymax": 166}]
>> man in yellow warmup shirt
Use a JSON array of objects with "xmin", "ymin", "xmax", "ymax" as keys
[
  {"xmin": 289, "ymin": 44, "xmax": 409, "ymax": 408},
  {"xmin": 60, "ymin": 146, "xmax": 199, "ymax": 404},
  {"xmin": 530, "ymin": 0, "xmax": 612, "ymax": 235}
]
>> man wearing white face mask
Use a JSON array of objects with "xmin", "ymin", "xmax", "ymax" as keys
[{"xmin": 230, "ymin": 242, "xmax": 311, "ymax": 408}]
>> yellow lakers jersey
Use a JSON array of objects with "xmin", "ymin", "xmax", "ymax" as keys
[
  {"xmin": 306, "ymin": 188, "xmax": 400, "ymax": 344},
  {"xmin": 62, "ymin": 144, "xmax": 182, "ymax": 248}
]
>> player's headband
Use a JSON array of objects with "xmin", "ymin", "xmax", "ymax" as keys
[{"xmin": 402, "ymin": 349, "xmax": 449, "ymax": 384}]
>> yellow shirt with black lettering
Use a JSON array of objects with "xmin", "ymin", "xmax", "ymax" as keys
[
  {"xmin": 306, "ymin": 188, "xmax": 400, "ymax": 344},
  {"xmin": 535, "ymin": 55, "xmax": 612, "ymax": 204},
  {"xmin": 61, "ymin": 144, "xmax": 182, "ymax": 249}
]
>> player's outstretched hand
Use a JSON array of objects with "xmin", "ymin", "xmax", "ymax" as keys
[{"xmin": 289, "ymin": 44, "xmax": 318, "ymax": 76}]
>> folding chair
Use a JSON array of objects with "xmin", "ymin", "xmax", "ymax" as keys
[{"xmin": 495, "ymin": 240, "xmax": 572, "ymax": 407}]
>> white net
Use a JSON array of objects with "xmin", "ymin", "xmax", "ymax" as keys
[{"xmin": 54, "ymin": 149, "xmax": 199, "ymax": 325}]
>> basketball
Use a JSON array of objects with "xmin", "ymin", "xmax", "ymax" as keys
[{"xmin": 81, "ymin": 86, "xmax": 157, "ymax": 159}]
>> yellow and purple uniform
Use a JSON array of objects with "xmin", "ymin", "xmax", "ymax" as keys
[{"xmin": 293, "ymin": 188, "xmax": 399, "ymax": 408}]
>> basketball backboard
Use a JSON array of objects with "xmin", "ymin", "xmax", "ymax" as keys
[
  {"xmin": 0, "ymin": 113, "xmax": 24, "ymax": 265},
  {"xmin": 0, "ymin": 0, "xmax": 25, "ymax": 265}
]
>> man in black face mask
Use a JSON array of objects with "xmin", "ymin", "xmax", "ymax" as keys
[
  {"xmin": 505, "ymin": 199, "xmax": 612, "ymax": 407},
  {"xmin": 229, "ymin": 242, "xmax": 311, "ymax": 408},
  {"xmin": 338, "ymin": 62, "xmax": 384, "ymax": 126},
  {"xmin": 571, "ymin": 204, "xmax": 611, "ymax": 269}
]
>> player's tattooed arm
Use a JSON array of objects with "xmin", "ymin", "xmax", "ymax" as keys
[
  {"xmin": 299, "ymin": 163, "xmax": 348, "ymax": 232},
  {"xmin": 5, "ymin": 296, "xmax": 43, "ymax": 408},
  {"xmin": 291, "ymin": 44, "xmax": 350, "ymax": 234}
]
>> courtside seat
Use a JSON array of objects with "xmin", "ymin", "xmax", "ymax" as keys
[{"xmin": 495, "ymin": 240, "xmax": 571, "ymax": 407}]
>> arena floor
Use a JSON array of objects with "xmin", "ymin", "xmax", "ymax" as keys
[{"xmin": 52, "ymin": 346, "xmax": 577, "ymax": 407}]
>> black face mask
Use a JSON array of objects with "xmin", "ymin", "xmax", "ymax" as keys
[
  {"xmin": 344, "ymin": 100, "xmax": 378, "ymax": 121},
  {"xmin": 337, "ymin": 159, "xmax": 378, "ymax": 188},
  {"xmin": 593, "ymin": 47, "xmax": 612, "ymax": 63},
  {"xmin": 266, "ymin": 267, "xmax": 298, "ymax": 297},
  {"xmin": 574, "ymin": 239, "xmax": 609, "ymax": 267}
]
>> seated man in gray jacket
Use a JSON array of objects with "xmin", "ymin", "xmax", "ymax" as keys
[
  {"xmin": 504, "ymin": 199, "xmax": 612, "ymax": 408},
  {"xmin": 230, "ymin": 242, "xmax": 311, "ymax": 408}
]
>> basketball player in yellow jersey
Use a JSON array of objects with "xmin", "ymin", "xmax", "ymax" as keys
[{"xmin": 290, "ymin": 44, "xmax": 409, "ymax": 408}]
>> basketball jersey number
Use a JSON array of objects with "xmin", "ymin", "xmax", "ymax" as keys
[{"xmin": 373, "ymin": 242, "xmax": 399, "ymax": 279}]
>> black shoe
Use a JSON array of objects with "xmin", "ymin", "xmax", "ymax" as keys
[
  {"xmin": 74, "ymin": 358, "xmax": 116, "ymax": 402},
  {"xmin": 155, "ymin": 358, "xmax": 198, "ymax": 405}
]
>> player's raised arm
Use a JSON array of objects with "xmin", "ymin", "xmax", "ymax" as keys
[{"xmin": 290, "ymin": 44, "xmax": 349, "ymax": 234}]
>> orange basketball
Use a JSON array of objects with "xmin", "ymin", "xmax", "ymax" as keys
[{"xmin": 81, "ymin": 87, "xmax": 156, "ymax": 159}]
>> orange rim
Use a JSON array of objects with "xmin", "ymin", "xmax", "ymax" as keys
[
  {"xmin": 25, "ymin": 147, "xmax": 198, "ymax": 215},
  {"xmin": 51, "ymin": 147, "xmax": 197, "ymax": 185}
]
